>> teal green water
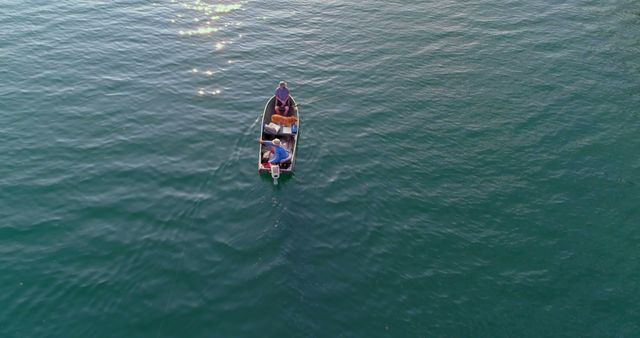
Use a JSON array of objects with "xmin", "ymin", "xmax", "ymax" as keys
[{"xmin": 2, "ymin": 0, "xmax": 640, "ymax": 336}]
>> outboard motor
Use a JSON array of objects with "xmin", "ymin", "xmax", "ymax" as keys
[{"xmin": 270, "ymin": 164, "xmax": 280, "ymax": 185}]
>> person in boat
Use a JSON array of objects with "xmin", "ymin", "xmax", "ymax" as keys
[
  {"xmin": 259, "ymin": 138, "xmax": 290, "ymax": 164},
  {"xmin": 274, "ymin": 81, "xmax": 291, "ymax": 116}
]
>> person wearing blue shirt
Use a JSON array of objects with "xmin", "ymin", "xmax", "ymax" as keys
[{"xmin": 259, "ymin": 138, "xmax": 290, "ymax": 164}]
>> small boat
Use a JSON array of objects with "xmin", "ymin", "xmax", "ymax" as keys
[{"xmin": 258, "ymin": 95, "xmax": 299, "ymax": 175}]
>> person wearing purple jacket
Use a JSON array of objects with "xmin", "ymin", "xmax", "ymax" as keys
[{"xmin": 274, "ymin": 81, "xmax": 291, "ymax": 116}]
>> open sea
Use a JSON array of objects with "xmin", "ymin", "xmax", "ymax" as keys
[{"xmin": 1, "ymin": 0, "xmax": 639, "ymax": 336}]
